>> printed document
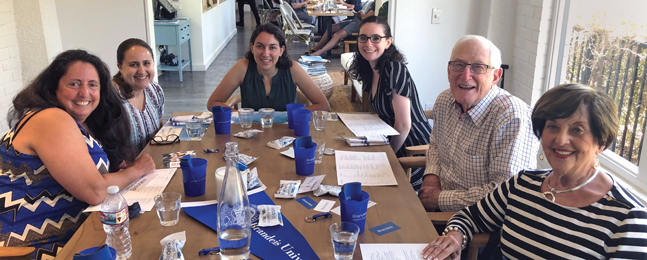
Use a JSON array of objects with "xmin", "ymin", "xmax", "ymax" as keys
[
  {"xmin": 337, "ymin": 113, "xmax": 400, "ymax": 137},
  {"xmin": 360, "ymin": 244, "xmax": 427, "ymax": 260},
  {"xmin": 335, "ymin": 151, "xmax": 397, "ymax": 186},
  {"xmin": 84, "ymin": 168, "xmax": 177, "ymax": 212}
]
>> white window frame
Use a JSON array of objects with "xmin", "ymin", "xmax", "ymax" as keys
[{"xmin": 545, "ymin": 0, "xmax": 647, "ymax": 201}]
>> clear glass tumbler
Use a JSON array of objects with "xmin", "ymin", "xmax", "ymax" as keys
[
  {"xmin": 238, "ymin": 108, "xmax": 254, "ymax": 128},
  {"xmin": 259, "ymin": 108, "xmax": 275, "ymax": 128},
  {"xmin": 154, "ymin": 192, "xmax": 182, "ymax": 226},
  {"xmin": 185, "ymin": 118, "xmax": 203, "ymax": 140},
  {"xmin": 330, "ymin": 222, "xmax": 359, "ymax": 260},
  {"xmin": 313, "ymin": 110, "xmax": 328, "ymax": 131}
]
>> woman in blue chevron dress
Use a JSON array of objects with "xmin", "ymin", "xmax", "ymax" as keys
[{"xmin": 0, "ymin": 50, "xmax": 155, "ymax": 260}]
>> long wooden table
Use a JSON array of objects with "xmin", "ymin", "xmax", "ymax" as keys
[{"xmin": 55, "ymin": 113, "xmax": 437, "ymax": 259}]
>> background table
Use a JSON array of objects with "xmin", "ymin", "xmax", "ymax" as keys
[
  {"xmin": 307, "ymin": 10, "xmax": 354, "ymax": 58},
  {"xmin": 55, "ymin": 113, "xmax": 437, "ymax": 260}
]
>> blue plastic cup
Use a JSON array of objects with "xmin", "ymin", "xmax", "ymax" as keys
[
  {"xmin": 73, "ymin": 245, "xmax": 117, "ymax": 260},
  {"xmin": 286, "ymin": 103, "xmax": 305, "ymax": 129},
  {"xmin": 294, "ymin": 136, "xmax": 317, "ymax": 176},
  {"xmin": 292, "ymin": 108, "xmax": 312, "ymax": 136},
  {"xmin": 180, "ymin": 157, "xmax": 208, "ymax": 197},
  {"xmin": 212, "ymin": 105, "xmax": 232, "ymax": 134},
  {"xmin": 339, "ymin": 190, "xmax": 370, "ymax": 234}
]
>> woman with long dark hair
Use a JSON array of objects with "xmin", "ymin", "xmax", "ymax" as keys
[
  {"xmin": 1, "ymin": 50, "xmax": 155, "ymax": 260},
  {"xmin": 349, "ymin": 16, "xmax": 431, "ymax": 190},
  {"xmin": 113, "ymin": 38, "xmax": 165, "ymax": 153},
  {"xmin": 206, "ymin": 23, "xmax": 330, "ymax": 111}
]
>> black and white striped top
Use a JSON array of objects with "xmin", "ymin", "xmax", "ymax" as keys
[
  {"xmin": 448, "ymin": 170, "xmax": 647, "ymax": 259},
  {"xmin": 368, "ymin": 61, "xmax": 432, "ymax": 188}
]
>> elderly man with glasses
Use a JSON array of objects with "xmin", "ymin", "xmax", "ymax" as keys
[{"xmin": 418, "ymin": 35, "xmax": 539, "ymax": 213}]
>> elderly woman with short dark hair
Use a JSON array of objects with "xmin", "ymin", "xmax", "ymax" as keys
[{"xmin": 422, "ymin": 83, "xmax": 647, "ymax": 260}]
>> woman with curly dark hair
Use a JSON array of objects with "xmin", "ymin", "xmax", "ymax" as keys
[
  {"xmin": 349, "ymin": 16, "xmax": 431, "ymax": 190},
  {"xmin": 206, "ymin": 23, "xmax": 330, "ymax": 111},
  {"xmin": 1, "ymin": 49, "xmax": 154, "ymax": 260},
  {"xmin": 113, "ymin": 38, "xmax": 165, "ymax": 153}
]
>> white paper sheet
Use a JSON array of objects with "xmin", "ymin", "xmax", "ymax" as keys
[
  {"xmin": 313, "ymin": 199, "xmax": 336, "ymax": 212},
  {"xmin": 331, "ymin": 200, "xmax": 376, "ymax": 215},
  {"xmin": 337, "ymin": 113, "xmax": 400, "ymax": 137},
  {"xmin": 84, "ymin": 168, "xmax": 177, "ymax": 212},
  {"xmin": 281, "ymin": 147, "xmax": 295, "ymax": 159},
  {"xmin": 335, "ymin": 151, "xmax": 398, "ymax": 186},
  {"xmin": 298, "ymin": 175, "xmax": 326, "ymax": 193},
  {"xmin": 360, "ymin": 244, "xmax": 427, "ymax": 260}
]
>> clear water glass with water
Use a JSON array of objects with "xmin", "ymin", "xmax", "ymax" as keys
[
  {"xmin": 185, "ymin": 118, "xmax": 203, "ymax": 140},
  {"xmin": 315, "ymin": 140, "xmax": 326, "ymax": 164},
  {"xmin": 313, "ymin": 110, "xmax": 328, "ymax": 131},
  {"xmin": 330, "ymin": 222, "xmax": 359, "ymax": 260},
  {"xmin": 154, "ymin": 192, "xmax": 182, "ymax": 226},
  {"xmin": 238, "ymin": 108, "xmax": 254, "ymax": 128},
  {"xmin": 259, "ymin": 108, "xmax": 275, "ymax": 128}
]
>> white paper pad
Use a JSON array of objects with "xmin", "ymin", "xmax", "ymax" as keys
[
  {"xmin": 281, "ymin": 147, "xmax": 295, "ymax": 159},
  {"xmin": 314, "ymin": 199, "xmax": 336, "ymax": 212},
  {"xmin": 84, "ymin": 168, "xmax": 177, "ymax": 212},
  {"xmin": 337, "ymin": 113, "xmax": 400, "ymax": 137},
  {"xmin": 335, "ymin": 151, "xmax": 398, "ymax": 186},
  {"xmin": 156, "ymin": 125, "xmax": 183, "ymax": 139},
  {"xmin": 330, "ymin": 201, "xmax": 376, "ymax": 215},
  {"xmin": 360, "ymin": 243, "xmax": 427, "ymax": 260},
  {"xmin": 298, "ymin": 175, "xmax": 326, "ymax": 193}
]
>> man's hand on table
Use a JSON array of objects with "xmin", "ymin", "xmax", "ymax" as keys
[{"xmin": 419, "ymin": 174, "xmax": 442, "ymax": 211}]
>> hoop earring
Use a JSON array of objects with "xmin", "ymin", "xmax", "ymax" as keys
[
  {"xmin": 539, "ymin": 152, "xmax": 545, "ymax": 161},
  {"xmin": 594, "ymin": 159, "xmax": 600, "ymax": 168}
]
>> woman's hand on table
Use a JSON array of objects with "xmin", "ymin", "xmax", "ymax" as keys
[
  {"xmin": 421, "ymin": 231, "xmax": 462, "ymax": 260},
  {"xmin": 130, "ymin": 154, "xmax": 156, "ymax": 177}
]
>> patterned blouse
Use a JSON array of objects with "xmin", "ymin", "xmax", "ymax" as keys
[
  {"xmin": 0, "ymin": 109, "xmax": 110, "ymax": 260},
  {"xmin": 122, "ymin": 81, "xmax": 165, "ymax": 153}
]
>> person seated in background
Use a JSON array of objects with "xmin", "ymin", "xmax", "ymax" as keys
[
  {"xmin": 309, "ymin": 0, "xmax": 374, "ymax": 56},
  {"xmin": 348, "ymin": 16, "xmax": 431, "ymax": 190},
  {"xmin": 113, "ymin": 38, "xmax": 165, "ymax": 154},
  {"xmin": 422, "ymin": 84, "xmax": 647, "ymax": 260},
  {"xmin": 206, "ymin": 23, "xmax": 330, "ymax": 112},
  {"xmin": 418, "ymin": 35, "xmax": 539, "ymax": 213},
  {"xmin": 0, "ymin": 50, "xmax": 155, "ymax": 260},
  {"xmin": 288, "ymin": 0, "xmax": 315, "ymax": 25}
]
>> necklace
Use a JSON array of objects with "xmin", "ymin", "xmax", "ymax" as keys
[{"xmin": 542, "ymin": 168, "xmax": 600, "ymax": 202}]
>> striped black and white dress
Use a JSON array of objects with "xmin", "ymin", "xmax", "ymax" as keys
[
  {"xmin": 447, "ymin": 169, "xmax": 647, "ymax": 259},
  {"xmin": 369, "ymin": 61, "xmax": 432, "ymax": 190}
]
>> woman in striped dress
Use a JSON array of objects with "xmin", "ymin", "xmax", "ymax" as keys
[
  {"xmin": 422, "ymin": 84, "xmax": 647, "ymax": 259},
  {"xmin": 348, "ymin": 16, "xmax": 431, "ymax": 190},
  {"xmin": 113, "ymin": 38, "xmax": 165, "ymax": 154}
]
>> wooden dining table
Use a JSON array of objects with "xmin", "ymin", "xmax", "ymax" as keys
[{"xmin": 55, "ymin": 112, "xmax": 438, "ymax": 259}]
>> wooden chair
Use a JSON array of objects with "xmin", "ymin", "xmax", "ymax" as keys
[
  {"xmin": 400, "ymin": 109, "xmax": 434, "ymax": 177},
  {"xmin": 0, "ymin": 247, "xmax": 35, "ymax": 258},
  {"xmin": 225, "ymin": 90, "xmax": 311, "ymax": 110},
  {"xmin": 398, "ymin": 159, "xmax": 491, "ymax": 260}
]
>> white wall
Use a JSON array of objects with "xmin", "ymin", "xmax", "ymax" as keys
[
  {"xmin": 392, "ymin": 0, "xmax": 482, "ymax": 109},
  {"xmin": 177, "ymin": 0, "xmax": 237, "ymax": 71},
  {"xmin": 13, "ymin": 0, "xmax": 62, "ymax": 83},
  {"xmin": 55, "ymin": 0, "xmax": 151, "ymax": 75},
  {"xmin": 0, "ymin": 0, "xmax": 22, "ymax": 133}
]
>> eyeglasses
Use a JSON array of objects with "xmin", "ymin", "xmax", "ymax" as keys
[
  {"xmin": 358, "ymin": 34, "xmax": 390, "ymax": 43},
  {"xmin": 448, "ymin": 61, "xmax": 495, "ymax": 74},
  {"xmin": 150, "ymin": 134, "xmax": 179, "ymax": 145}
]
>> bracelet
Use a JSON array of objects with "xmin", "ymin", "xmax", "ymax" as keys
[{"xmin": 442, "ymin": 226, "xmax": 467, "ymax": 250}]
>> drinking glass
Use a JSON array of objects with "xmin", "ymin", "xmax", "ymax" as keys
[
  {"xmin": 313, "ymin": 110, "xmax": 328, "ymax": 131},
  {"xmin": 238, "ymin": 108, "xmax": 254, "ymax": 128},
  {"xmin": 185, "ymin": 118, "xmax": 203, "ymax": 140},
  {"xmin": 154, "ymin": 192, "xmax": 182, "ymax": 226},
  {"xmin": 259, "ymin": 108, "xmax": 275, "ymax": 128},
  {"xmin": 314, "ymin": 139, "xmax": 325, "ymax": 164},
  {"xmin": 330, "ymin": 222, "xmax": 359, "ymax": 260}
]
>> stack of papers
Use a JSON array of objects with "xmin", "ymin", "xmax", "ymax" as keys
[{"xmin": 298, "ymin": 56, "xmax": 329, "ymax": 76}]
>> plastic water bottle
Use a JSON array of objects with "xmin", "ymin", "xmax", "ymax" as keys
[
  {"xmin": 217, "ymin": 142, "xmax": 252, "ymax": 260},
  {"xmin": 100, "ymin": 186, "xmax": 132, "ymax": 260}
]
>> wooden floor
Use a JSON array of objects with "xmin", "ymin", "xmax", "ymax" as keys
[{"xmin": 159, "ymin": 12, "xmax": 349, "ymax": 120}]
